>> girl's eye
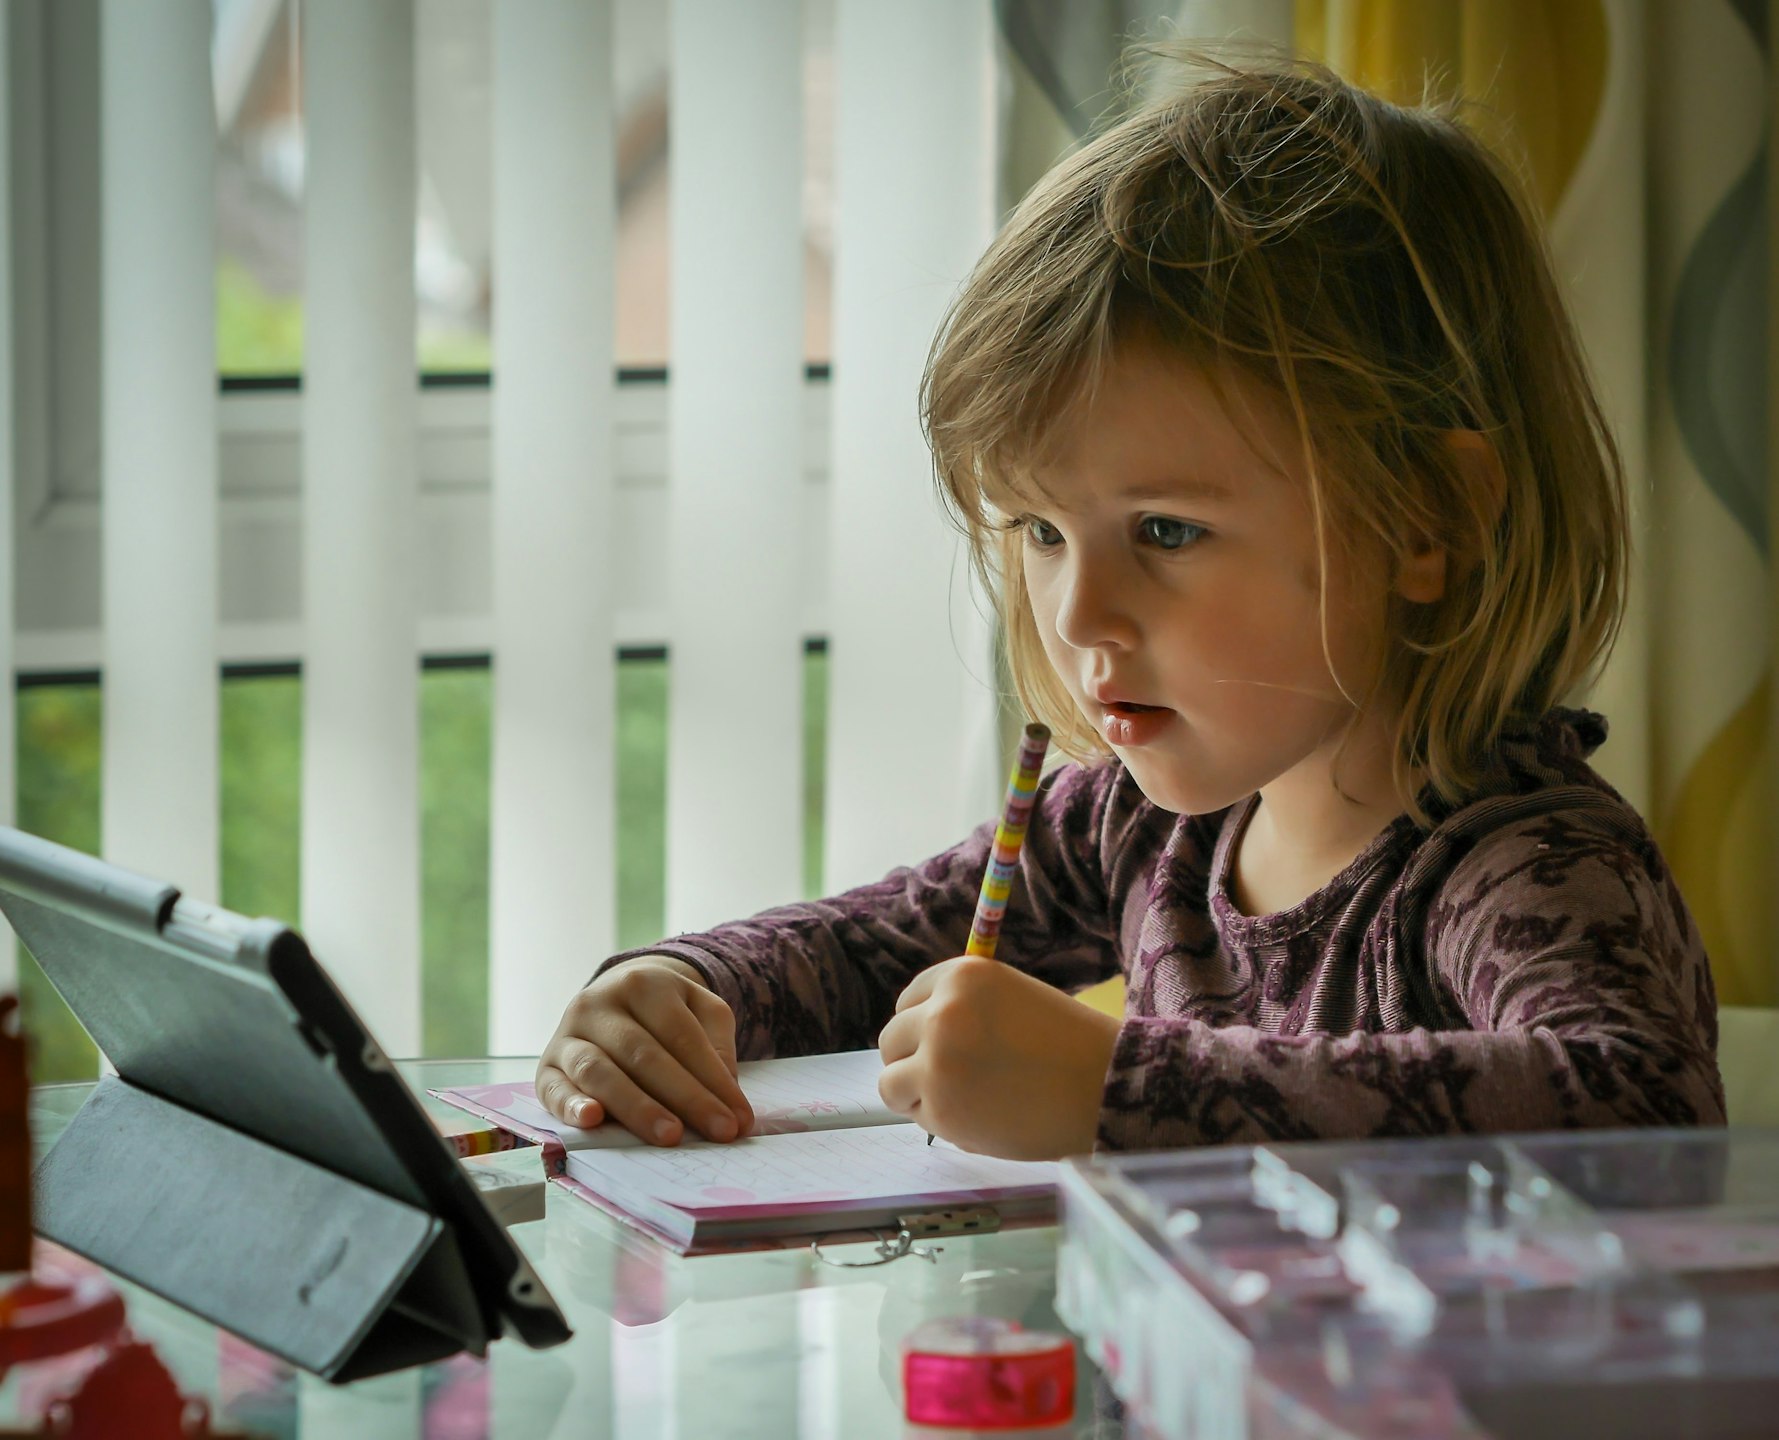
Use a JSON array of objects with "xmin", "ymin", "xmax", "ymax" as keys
[
  {"xmin": 1022, "ymin": 516, "xmax": 1064, "ymax": 548},
  {"xmin": 1140, "ymin": 516, "xmax": 1206, "ymax": 551}
]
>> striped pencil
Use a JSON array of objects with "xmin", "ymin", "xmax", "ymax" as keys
[
  {"xmin": 929, "ymin": 721, "xmax": 1051, "ymax": 1143},
  {"xmin": 965, "ymin": 722, "xmax": 1052, "ymax": 958}
]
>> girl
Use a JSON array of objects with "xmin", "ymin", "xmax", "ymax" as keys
[{"xmin": 535, "ymin": 55, "xmax": 1723, "ymax": 1160}]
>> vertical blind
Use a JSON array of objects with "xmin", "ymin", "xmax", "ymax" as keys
[
  {"xmin": 12, "ymin": 0, "xmax": 1004, "ymax": 1054},
  {"xmin": 98, "ymin": 0, "xmax": 220, "ymax": 909},
  {"xmin": 826, "ymin": 0, "xmax": 1000, "ymax": 894},
  {"xmin": 300, "ymin": 0, "xmax": 423, "ymax": 1059},
  {"xmin": 665, "ymin": 0, "xmax": 805, "ymax": 936},
  {"xmin": 488, "ymin": 0, "xmax": 618, "ymax": 1053}
]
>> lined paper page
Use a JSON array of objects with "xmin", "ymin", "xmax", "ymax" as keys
[
  {"xmin": 496, "ymin": 1049, "xmax": 903, "ymax": 1150},
  {"xmin": 569, "ymin": 1123, "xmax": 1057, "ymax": 1216}
]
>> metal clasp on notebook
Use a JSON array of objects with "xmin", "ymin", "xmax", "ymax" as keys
[{"xmin": 810, "ymin": 1206, "xmax": 1001, "ymax": 1269}]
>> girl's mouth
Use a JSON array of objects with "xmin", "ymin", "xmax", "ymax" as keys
[{"xmin": 1101, "ymin": 701, "xmax": 1174, "ymax": 747}]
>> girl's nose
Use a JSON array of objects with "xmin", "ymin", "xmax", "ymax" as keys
[{"xmin": 1052, "ymin": 548, "xmax": 1139, "ymax": 652}]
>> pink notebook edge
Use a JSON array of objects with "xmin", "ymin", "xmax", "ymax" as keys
[{"xmin": 429, "ymin": 1083, "xmax": 1059, "ymax": 1257}]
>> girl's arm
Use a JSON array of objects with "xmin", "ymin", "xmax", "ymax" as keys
[
  {"xmin": 1096, "ymin": 811, "xmax": 1726, "ymax": 1150},
  {"xmin": 596, "ymin": 760, "xmax": 1165, "ymax": 1059}
]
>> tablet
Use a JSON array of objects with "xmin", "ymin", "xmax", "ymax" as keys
[{"xmin": 0, "ymin": 824, "xmax": 572, "ymax": 1379}]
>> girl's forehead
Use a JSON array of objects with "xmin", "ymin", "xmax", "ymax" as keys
[{"xmin": 1010, "ymin": 348, "xmax": 1305, "ymax": 502}]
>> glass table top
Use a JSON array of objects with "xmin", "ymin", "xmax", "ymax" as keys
[{"xmin": 23, "ymin": 1059, "xmax": 1121, "ymax": 1439}]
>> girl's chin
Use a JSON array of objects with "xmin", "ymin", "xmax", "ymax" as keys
[
  {"xmin": 1116, "ymin": 759, "xmax": 1245, "ymax": 818},
  {"xmin": 1102, "ymin": 747, "xmax": 1259, "ymax": 815}
]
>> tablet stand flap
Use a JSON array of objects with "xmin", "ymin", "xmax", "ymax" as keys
[{"xmin": 34, "ymin": 1075, "xmax": 486, "ymax": 1380}]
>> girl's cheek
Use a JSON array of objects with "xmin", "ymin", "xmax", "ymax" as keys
[
  {"xmin": 1035, "ymin": 619, "xmax": 1072, "ymax": 677},
  {"xmin": 1025, "ymin": 577, "xmax": 1062, "ymax": 644},
  {"xmin": 1193, "ymin": 595, "xmax": 1326, "ymax": 682}
]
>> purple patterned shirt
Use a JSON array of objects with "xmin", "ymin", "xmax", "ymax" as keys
[{"xmin": 604, "ymin": 708, "xmax": 1724, "ymax": 1151}]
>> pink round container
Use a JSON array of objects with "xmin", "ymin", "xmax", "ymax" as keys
[{"xmin": 901, "ymin": 1315, "xmax": 1075, "ymax": 1430}]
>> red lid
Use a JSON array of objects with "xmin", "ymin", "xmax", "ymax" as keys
[{"xmin": 0, "ymin": 1272, "xmax": 127, "ymax": 1366}]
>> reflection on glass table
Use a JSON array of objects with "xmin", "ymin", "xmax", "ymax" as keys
[{"xmin": 23, "ymin": 1058, "xmax": 1119, "ymax": 1440}]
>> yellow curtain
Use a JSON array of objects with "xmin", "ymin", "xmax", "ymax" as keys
[
  {"xmin": 1638, "ymin": 0, "xmax": 1775, "ymax": 1007},
  {"xmin": 1294, "ymin": 0, "xmax": 1605, "ymax": 218}
]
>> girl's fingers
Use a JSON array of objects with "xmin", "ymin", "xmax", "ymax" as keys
[
  {"xmin": 634, "ymin": 989, "xmax": 753, "ymax": 1137},
  {"xmin": 554, "ymin": 1034, "xmax": 694, "ymax": 1146},
  {"xmin": 683, "ymin": 983, "xmax": 742, "ymax": 1076},
  {"xmin": 537, "ymin": 965, "xmax": 751, "ymax": 1144},
  {"xmin": 877, "ymin": 1007, "xmax": 918, "ymax": 1066},
  {"xmin": 893, "ymin": 962, "xmax": 944, "ymax": 1013},
  {"xmin": 535, "ymin": 1061, "xmax": 605, "ymax": 1129},
  {"xmin": 876, "ymin": 1053, "xmax": 922, "ymax": 1121},
  {"xmin": 681, "ymin": 986, "xmax": 754, "ymax": 1129}
]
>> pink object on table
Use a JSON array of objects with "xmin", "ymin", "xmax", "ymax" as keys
[{"xmin": 901, "ymin": 1315, "xmax": 1074, "ymax": 1430}]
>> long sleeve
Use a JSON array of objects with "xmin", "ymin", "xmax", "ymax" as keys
[
  {"xmin": 597, "ymin": 761, "xmax": 1166, "ymax": 1059},
  {"xmin": 1097, "ymin": 806, "xmax": 1726, "ymax": 1151}
]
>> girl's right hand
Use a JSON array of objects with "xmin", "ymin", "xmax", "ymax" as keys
[{"xmin": 534, "ymin": 956, "xmax": 755, "ymax": 1145}]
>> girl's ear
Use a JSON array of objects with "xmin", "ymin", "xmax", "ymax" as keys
[
  {"xmin": 1446, "ymin": 428, "xmax": 1508, "ymax": 530},
  {"xmin": 1394, "ymin": 430, "xmax": 1507, "ymax": 605}
]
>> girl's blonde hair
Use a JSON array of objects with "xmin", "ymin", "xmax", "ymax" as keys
[{"xmin": 921, "ymin": 52, "xmax": 1629, "ymax": 824}]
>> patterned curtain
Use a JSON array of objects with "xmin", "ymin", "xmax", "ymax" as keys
[{"xmin": 997, "ymin": 0, "xmax": 1777, "ymax": 1009}]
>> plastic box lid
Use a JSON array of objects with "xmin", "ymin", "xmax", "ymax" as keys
[{"xmin": 1057, "ymin": 1127, "xmax": 1779, "ymax": 1440}]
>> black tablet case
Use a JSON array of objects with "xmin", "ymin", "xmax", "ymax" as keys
[{"xmin": 0, "ymin": 826, "xmax": 572, "ymax": 1380}]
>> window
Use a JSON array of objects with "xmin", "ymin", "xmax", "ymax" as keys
[
  {"xmin": 12, "ymin": 0, "xmax": 840, "ymax": 1074},
  {"xmin": 14, "ymin": 648, "xmax": 830, "ymax": 1077},
  {"xmin": 213, "ymin": 0, "xmax": 835, "ymax": 376}
]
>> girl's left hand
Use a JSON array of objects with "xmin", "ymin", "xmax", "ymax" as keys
[{"xmin": 876, "ymin": 956, "xmax": 1122, "ymax": 1159}]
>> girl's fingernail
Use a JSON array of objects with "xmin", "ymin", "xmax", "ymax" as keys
[
  {"xmin": 572, "ymin": 1099, "xmax": 594, "ymax": 1124},
  {"xmin": 654, "ymin": 1117, "xmax": 679, "ymax": 1143},
  {"xmin": 707, "ymin": 1113, "xmax": 737, "ymax": 1141}
]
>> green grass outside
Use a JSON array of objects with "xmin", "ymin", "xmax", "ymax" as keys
[
  {"xmin": 14, "ymin": 687, "xmax": 102, "ymax": 1082},
  {"xmin": 217, "ymin": 255, "xmax": 491, "ymax": 376},
  {"xmin": 13, "ymin": 651, "xmax": 828, "ymax": 1079}
]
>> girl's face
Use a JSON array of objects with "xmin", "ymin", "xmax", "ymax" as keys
[{"xmin": 1018, "ymin": 342, "xmax": 1389, "ymax": 818}]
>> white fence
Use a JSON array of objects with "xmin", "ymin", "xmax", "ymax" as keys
[{"xmin": 4, "ymin": 0, "xmax": 1006, "ymax": 1056}]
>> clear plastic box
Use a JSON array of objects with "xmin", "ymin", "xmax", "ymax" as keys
[{"xmin": 1057, "ymin": 1128, "xmax": 1779, "ymax": 1439}]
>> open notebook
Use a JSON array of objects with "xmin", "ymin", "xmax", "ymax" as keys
[{"xmin": 432, "ymin": 1050, "xmax": 1058, "ymax": 1253}]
